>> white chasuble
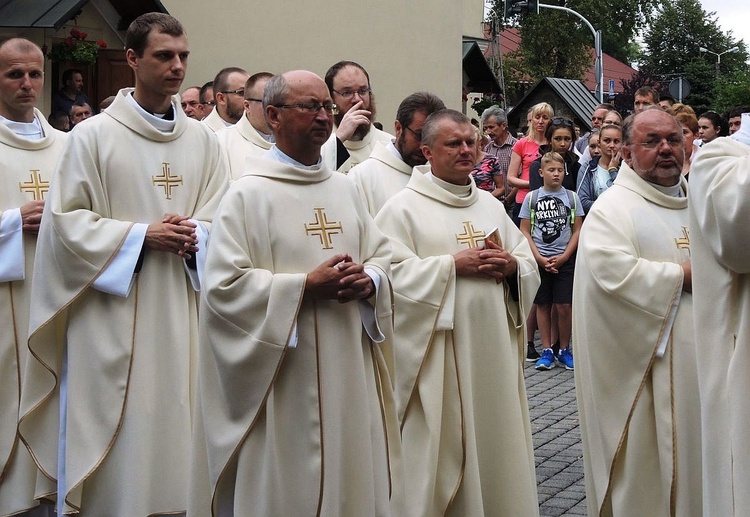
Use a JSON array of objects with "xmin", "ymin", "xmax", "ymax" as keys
[
  {"xmin": 375, "ymin": 169, "xmax": 541, "ymax": 516},
  {"xmin": 0, "ymin": 110, "xmax": 67, "ymax": 516},
  {"xmin": 573, "ymin": 163, "xmax": 701, "ymax": 516},
  {"xmin": 188, "ymin": 157, "xmax": 401, "ymax": 516},
  {"xmin": 689, "ymin": 137, "xmax": 750, "ymax": 516},
  {"xmin": 19, "ymin": 89, "xmax": 229, "ymax": 516},
  {"xmin": 348, "ymin": 141, "xmax": 415, "ymax": 216},
  {"xmin": 322, "ymin": 124, "xmax": 393, "ymax": 174},
  {"xmin": 216, "ymin": 114, "xmax": 272, "ymax": 180}
]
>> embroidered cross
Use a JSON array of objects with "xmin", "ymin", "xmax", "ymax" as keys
[
  {"xmin": 152, "ymin": 162, "xmax": 182, "ymax": 199},
  {"xmin": 305, "ymin": 207, "xmax": 342, "ymax": 249},
  {"xmin": 456, "ymin": 221, "xmax": 486, "ymax": 248},
  {"xmin": 19, "ymin": 169, "xmax": 49, "ymax": 200},
  {"xmin": 675, "ymin": 226, "xmax": 690, "ymax": 255}
]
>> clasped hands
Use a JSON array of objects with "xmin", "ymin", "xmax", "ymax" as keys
[
  {"xmin": 306, "ymin": 253, "xmax": 374, "ymax": 303},
  {"xmin": 145, "ymin": 213, "xmax": 198, "ymax": 259},
  {"xmin": 537, "ymin": 255, "xmax": 566, "ymax": 274},
  {"xmin": 454, "ymin": 239, "xmax": 517, "ymax": 282}
]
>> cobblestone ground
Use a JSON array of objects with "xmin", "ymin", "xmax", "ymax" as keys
[{"xmin": 525, "ymin": 355, "xmax": 587, "ymax": 516}]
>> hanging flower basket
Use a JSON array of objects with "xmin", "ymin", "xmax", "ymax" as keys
[{"xmin": 45, "ymin": 28, "xmax": 107, "ymax": 65}]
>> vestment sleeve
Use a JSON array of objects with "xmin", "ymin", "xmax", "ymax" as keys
[{"xmin": 690, "ymin": 140, "xmax": 750, "ymax": 273}]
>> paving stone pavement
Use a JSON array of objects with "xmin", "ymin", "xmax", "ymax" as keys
[{"xmin": 525, "ymin": 348, "xmax": 587, "ymax": 516}]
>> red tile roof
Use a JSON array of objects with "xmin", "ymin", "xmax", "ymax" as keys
[{"xmin": 487, "ymin": 27, "xmax": 636, "ymax": 93}]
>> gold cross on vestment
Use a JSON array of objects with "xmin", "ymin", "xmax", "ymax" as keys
[
  {"xmin": 305, "ymin": 207, "xmax": 342, "ymax": 249},
  {"xmin": 456, "ymin": 221, "xmax": 486, "ymax": 248},
  {"xmin": 152, "ymin": 162, "xmax": 182, "ymax": 200},
  {"xmin": 675, "ymin": 226, "xmax": 690, "ymax": 255},
  {"xmin": 19, "ymin": 169, "xmax": 49, "ymax": 200}
]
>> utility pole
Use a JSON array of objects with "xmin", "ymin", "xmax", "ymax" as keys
[{"xmin": 504, "ymin": 0, "xmax": 604, "ymax": 102}]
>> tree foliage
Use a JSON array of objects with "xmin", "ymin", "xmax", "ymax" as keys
[
  {"xmin": 488, "ymin": 0, "xmax": 657, "ymax": 104},
  {"xmin": 639, "ymin": 0, "xmax": 749, "ymax": 113}
]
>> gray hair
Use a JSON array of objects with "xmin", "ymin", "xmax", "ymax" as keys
[
  {"xmin": 422, "ymin": 109, "xmax": 471, "ymax": 147},
  {"xmin": 263, "ymin": 75, "xmax": 289, "ymax": 111},
  {"xmin": 481, "ymin": 105, "xmax": 507, "ymax": 126}
]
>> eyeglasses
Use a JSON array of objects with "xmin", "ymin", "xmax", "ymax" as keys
[
  {"xmin": 591, "ymin": 116, "xmax": 605, "ymax": 122},
  {"xmin": 221, "ymin": 88, "xmax": 245, "ymax": 96},
  {"xmin": 181, "ymin": 101, "xmax": 201, "ymax": 108},
  {"xmin": 246, "ymin": 98, "xmax": 263, "ymax": 103},
  {"xmin": 551, "ymin": 117, "xmax": 574, "ymax": 128},
  {"xmin": 404, "ymin": 125, "xmax": 422, "ymax": 140},
  {"xmin": 272, "ymin": 102, "xmax": 339, "ymax": 115},
  {"xmin": 635, "ymin": 137, "xmax": 683, "ymax": 149},
  {"xmin": 332, "ymin": 87, "xmax": 371, "ymax": 99}
]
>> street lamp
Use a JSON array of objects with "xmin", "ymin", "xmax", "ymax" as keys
[{"xmin": 699, "ymin": 46, "xmax": 740, "ymax": 77}]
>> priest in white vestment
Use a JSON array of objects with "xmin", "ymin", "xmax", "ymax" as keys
[
  {"xmin": 689, "ymin": 115, "xmax": 750, "ymax": 516},
  {"xmin": 18, "ymin": 14, "xmax": 229, "ymax": 516},
  {"xmin": 322, "ymin": 60, "xmax": 393, "ymax": 173},
  {"xmin": 348, "ymin": 91, "xmax": 445, "ymax": 216},
  {"xmin": 216, "ymin": 72, "xmax": 275, "ymax": 180},
  {"xmin": 188, "ymin": 70, "xmax": 401, "ymax": 516},
  {"xmin": 0, "ymin": 38, "xmax": 67, "ymax": 517},
  {"xmin": 376, "ymin": 109, "xmax": 541, "ymax": 516},
  {"xmin": 574, "ymin": 108, "xmax": 702, "ymax": 516}
]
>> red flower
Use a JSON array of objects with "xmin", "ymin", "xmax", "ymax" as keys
[
  {"xmin": 79, "ymin": 32, "xmax": 88, "ymax": 40},
  {"xmin": 70, "ymin": 28, "xmax": 80, "ymax": 38},
  {"xmin": 97, "ymin": 40, "xmax": 107, "ymax": 49},
  {"xmin": 65, "ymin": 37, "xmax": 74, "ymax": 47}
]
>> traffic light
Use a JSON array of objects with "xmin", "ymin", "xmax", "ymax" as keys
[{"xmin": 504, "ymin": 0, "xmax": 539, "ymax": 18}]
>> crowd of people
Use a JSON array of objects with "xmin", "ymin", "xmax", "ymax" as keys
[{"xmin": 2, "ymin": 10, "xmax": 750, "ymax": 517}]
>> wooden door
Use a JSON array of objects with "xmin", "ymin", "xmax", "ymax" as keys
[{"xmin": 95, "ymin": 49, "xmax": 134, "ymax": 109}]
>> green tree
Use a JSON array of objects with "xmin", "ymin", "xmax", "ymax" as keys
[
  {"xmin": 489, "ymin": 0, "xmax": 657, "ymax": 104},
  {"xmin": 572, "ymin": 0, "xmax": 659, "ymax": 64},
  {"xmin": 714, "ymin": 69, "xmax": 750, "ymax": 113},
  {"xmin": 639, "ymin": 0, "xmax": 748, "ymax": 112}
]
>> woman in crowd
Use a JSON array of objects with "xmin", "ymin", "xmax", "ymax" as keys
[
  {"xmin": 507, "ymin": 102, "xmax": 553, "ymax": 226},
  {"xmin": 697, "ymin": 110, "xmax": 727, "ymax": 144},
  {"xmin": 578, "ymin": 123, "xmax": 622, "ymax": 214},
  {"xmin": 529, "ymin": 117, "xmax": 580, "ymax": 191},
  {"xmin": 675, "ymin": 111, "xmax": 700, "ymax": 179}
]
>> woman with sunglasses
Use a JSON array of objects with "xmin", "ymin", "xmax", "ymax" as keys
[
  {"xmin": 507, "ymin": 102, "xmax": 553, "ymax": 226},
  {"xmin": 578, "ymin": 123, "xmax": 622, "ymax": 214},
  {"xmin": 529, "ymin": 117, "xmax": 580, "ymax": 191}
]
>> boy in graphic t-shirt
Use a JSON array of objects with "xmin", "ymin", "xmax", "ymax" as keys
[{"xmin": 519, "ymin": 151, "xmax": 584, "ymax": 370}]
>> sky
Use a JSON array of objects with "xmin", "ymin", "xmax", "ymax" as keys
[{"xmin": 699, "ymin": 0, "xmax": 750, "ymax": 48}]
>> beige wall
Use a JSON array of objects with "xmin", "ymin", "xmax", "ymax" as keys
[
  {"xmin": 462, "ymin": 0, "xmax": 486, "ymax": 40},
  {"xmin": 164, "ymin": 0, "xmax": 474, "ymax": 128}
]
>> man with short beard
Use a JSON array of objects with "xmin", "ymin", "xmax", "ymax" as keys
[
  {"xmin": 202, "ymin": 66, "xmax": 248, "ymax": 131},
  {"xmin": 322, "ymin": 60, "xmax": 393, "ymax": 173},
  {"xmin": 217, "ymin": 72, "xmax": 275, "ymax": 179},
  {"xmin": 348, "ymin": 91, "xmax": 445, "ymax": 216},
  {"xmin": 573, "ymin": 107, "xmax": 702, "ymax": 516}
]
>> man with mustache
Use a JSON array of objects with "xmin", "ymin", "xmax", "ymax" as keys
[
  {"xmin": 348, "ymin": 91, "xmax": 445, "ymax": 216},
  {"xmin": 322, "ymin": 60, "xmax": 393, "ymax": 173},
  {"xmin": 20, "ymin": 13, "xmax": 228, "ymax": 516},
  {"xmin": 573, "ymin": 107, "xmax": 702, "ymax": 516}
]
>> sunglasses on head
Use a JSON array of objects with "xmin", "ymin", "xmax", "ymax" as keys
[{"xmin": 551, "ymin": 117, "xmax": 574, "ymax": 128}]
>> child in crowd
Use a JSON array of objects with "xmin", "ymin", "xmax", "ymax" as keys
[{"xmin": 520, "ymin": 152, "xmax": 584, "ymax": 370}]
